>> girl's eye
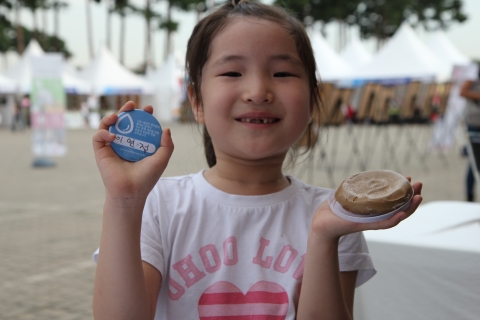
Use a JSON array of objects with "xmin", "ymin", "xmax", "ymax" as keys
[
  {"xmin": 274, "ymin": 72, "xmax": 293, "ymax": 77},
  {"xmin": 221, "ymin": 72, "xmax": 242, "ymax": 77}
]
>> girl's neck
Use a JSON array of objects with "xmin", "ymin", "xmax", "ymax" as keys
[{"xmin": 203, "ymin": 157, "xmax": 290, "ymax": 196}]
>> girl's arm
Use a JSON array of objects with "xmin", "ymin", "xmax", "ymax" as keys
[
  {"xmin": 340, "ymin": 271, "xmax": 358, "ymax": 317},
  {"xmin": 297, "ymin": 182, "xmax": 422, "ymax": 320},
  {"xmin": 92, "ymin": 102, "xmax": 174, "ymax": 320},
  {"xmin": 461, "ymin": 81, "xmax": 480, "ymax": 101}
]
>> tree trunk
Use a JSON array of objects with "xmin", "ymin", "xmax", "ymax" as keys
[
  {"xmin": 106, "ymin": 0, "xmax": 112, "ymax": 50},
  {"xmin": 15, "ymin": 2, "xmax": 24, "ymax": 55},
  {"xmin": 42, "ymin": 7, "xmax": 48, "ymax": 46},
  {"xmin": 31, "ymin": 9, "xmax": 39, "ymax": 39},
  {"xmin": 42, "ymin": 8, "xmax": 48, "ymax": 34},
  {"xmin": 164, "ymin": 2, "xmax": 172, "ymax": 61},
  {"xmin": 54, "ymin": 7, "xmax": 59, "ymax": 37},
  {"xmin": 54, "ymin": 6, "xmax": 60, "ymax": 51},
  {"xmin": 86, "ymin": 0, "xmax": 94, "ymax": 59},
  {"xmin": 119, "ymin": 13, "xmax": 126, "ymax": 65},
  {"xmin": 145, "ymin": 0, "xmax": 152, "ymax": 70}
]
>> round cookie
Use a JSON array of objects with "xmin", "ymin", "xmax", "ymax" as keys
[{"xmin": 334, "ymin": 170, "xmax": 413, "ymax": 215}]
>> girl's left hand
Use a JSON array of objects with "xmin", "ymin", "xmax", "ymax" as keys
[{"xmin": 311, "ymin": 179, "xmax": 423, "ymax": 240}]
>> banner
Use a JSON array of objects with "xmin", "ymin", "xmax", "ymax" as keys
[{"xmin": 30, "ymin": 54, "xmax": 67, "ymax": 157}]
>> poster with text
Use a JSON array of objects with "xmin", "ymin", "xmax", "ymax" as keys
[{"xmin": 31, "ymin": 54, "xmax": 67, "ymax": 157}]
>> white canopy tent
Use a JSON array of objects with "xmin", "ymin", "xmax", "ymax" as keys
[
  {"xmin": 0, "ymin": 74, "xmax": 17, "ymax": 94},
  {"xmin": 3, "ymin": 39, "xmax": 92, "ymax": 95},
  {"xmin": 79, "ymin": 47, "xmax": 154, "ymax": 96},
  {"xmin": 4, "ymin": 39, "xmax": 43, "ymax": 93},
  {"xmin": 426, "ymin": 30, "xmax": 471, "ymax": 72},
  {"xmin": 350, "ymin": 23, "xmax": 450, "ymax": 83},
  {"xmin": 308, "ymin": 31, "xmax": 354, "ymax": 82},
  {"xmin": 354, "ymin": 201, "xmax": 480, "ymax": 320},
  {"xmin": 340, "ymin": 37, "xmax": 372, "ymax": 69},
  {"xmin": 143, "ymin": 55, "xmax": 184, "ymax": 123}
]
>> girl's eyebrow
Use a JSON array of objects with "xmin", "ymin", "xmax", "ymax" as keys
[
  {"xmin": 212, "ymin": 54, "xmax": 302, "ymax": 66},
  {"xmin": 212, "ymin": 55, "xmax": 245, "ymax": 67},
  {"xmin": 270, "ymin": 54, "xmax": 303, "ymax": 66}
]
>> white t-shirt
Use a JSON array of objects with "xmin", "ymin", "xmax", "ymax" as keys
[{"xmin": 94, "ymin": 171, "xmax": 376, "ymax": 319}]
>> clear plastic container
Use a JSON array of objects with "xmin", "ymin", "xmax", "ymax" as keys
[{"xmin": 328, "ymin": 188, "xmax": 413, "ymax": 223}]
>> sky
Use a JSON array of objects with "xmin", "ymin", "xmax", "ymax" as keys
[{"xmin": 1, "ymin": 0, "xmax": 479, "ymax": 72}]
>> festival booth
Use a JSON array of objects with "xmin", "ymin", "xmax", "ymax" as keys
[
  {"xmin": 349, "ymin": 23, "xmax": 448, "ymax": 123},
  {"xmin": 316, "ymin": 23, "xmax": 455, "ymax": 176},
  {"xmin": 4, "ymin": 39, "xmax": 92, "ymax": 95},
  {"xmin": 354, "ymin": 201, "xmax": 480, "ymax": 320},
  {"xmin": 143, "ymin": 55, "xmax": 184, "ymax": 123},
  {"xmin": 308, "ymin": 31, "xmax": 354, "ymax": 126},
  {"xmin": 3, "ymin": 40, "xmax": 93, "ymax": 128},
  {"xmin": 0, "ymin": 74, "xmax": 18, "ymax": 128},
  {"xmin": 78, "ymin": 46, "xmax": 154, "ymax": 121}
]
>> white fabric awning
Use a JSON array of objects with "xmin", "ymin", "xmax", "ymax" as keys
[
  {"xmin": 351, "ymin": 23, "xmax": 450, "ymax": 82},
  {"xmin": 79, "ymin": 47, "xmax": 154, "ymax": 96},
  {"xmin": 340, "ymin": 37, "xmax": 372, "ymax": 69},
  {"xmin": 308, "ymin": 31, "xmax": 354, "ymax": 82},
  {"xmin": 0, "ymin": 74, "xmax": 17, "ymax": 94}
]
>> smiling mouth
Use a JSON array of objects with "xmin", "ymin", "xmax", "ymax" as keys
[{"xmin": 236, "ymin": 118, "xmax": 280, "ymax": 124}]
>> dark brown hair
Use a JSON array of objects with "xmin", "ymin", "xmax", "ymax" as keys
[{"xmin": 186, "ymin": 0, "xmax": 322, "ymax": 167}]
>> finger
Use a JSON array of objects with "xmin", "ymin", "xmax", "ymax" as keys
[
  {"xmin": 143, "ymin": 105, "xmax": 154, "ymax": 114},
  {"xmin": 98, "ymin": 112, "xmax": 118, "ymax": 131},
  {"xmin": 92, "ymin": 129, "xmax": 116, "ymax": 152},
  {"xmin": 118, "ymin": 101, "xmax": 136, "ymax": 113},
  {"xmin": 404, "ymin": 194, "xmax": 423, "ymax": 215},
  {"xmin": 144, "ymin": 128, "xmax": 174, "ymax": 170},
  {"xmin": 412, "ymin": 182, "xmax": 423, "ymax": 195},
  {"xmin": 405, "ymin": 176, "xmax": 411, "ymax": 182}
]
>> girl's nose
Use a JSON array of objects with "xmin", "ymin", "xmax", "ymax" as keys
[{"xmin": 243, "ymin": 76, "xmax": 273, "ymax": 105}]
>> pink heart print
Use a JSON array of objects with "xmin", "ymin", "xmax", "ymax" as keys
[{"xmin": 198, "ymin": 281, "xmax": 289, "ymax": 319}]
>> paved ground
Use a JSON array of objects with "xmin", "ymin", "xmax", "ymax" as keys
[{"xmin": 0, "ymin": 122, "xmax": 469, "ymax": 319}]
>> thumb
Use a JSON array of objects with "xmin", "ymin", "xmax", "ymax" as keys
[{"xmin": 146, "ymin": 128, "xmax": 174, "ymax": 171}]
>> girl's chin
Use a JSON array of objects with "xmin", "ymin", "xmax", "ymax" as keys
[{"xmin": 220, "ymin": 150, "xmax": 289, "ymax": 164}]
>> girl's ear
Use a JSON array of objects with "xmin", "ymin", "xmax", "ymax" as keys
[{"xmin": 188, "ymin": 86, "xmax": 205, "ymax": 124}]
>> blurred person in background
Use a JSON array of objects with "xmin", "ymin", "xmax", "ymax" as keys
[{"xmin": 461, "ymin": 64, "xmax": 480, "ymax": 202}]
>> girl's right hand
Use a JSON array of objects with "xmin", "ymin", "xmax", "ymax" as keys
[
  {"xmin": 92, "ymin": 101, "xmax": 174, "ymax": 200},
  {"xmin": 310, "ymin": 180, "xmax": 423, "ymax": 241}
]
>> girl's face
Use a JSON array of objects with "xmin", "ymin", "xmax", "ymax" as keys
[{"xmin": 192, "ymin": 17, "xmax": 312, "ymax": 164}]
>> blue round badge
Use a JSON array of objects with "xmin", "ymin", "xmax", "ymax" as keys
[{"xmin": 109, "ymin": 109, "xmax": 162, "ymax": 162}]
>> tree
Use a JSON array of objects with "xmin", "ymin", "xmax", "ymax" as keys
[
  {"xmin": 275, "ymin": 0, "xmax": 359, "ymax": 49},
  {"xmin": 276, "ymin": 0, "xmax": 467, "ymax": 48},
  {"xmin": 86, "ymin": 0, "xmax": 102, "ymax": 60},
  {"xmin": 111, "ymin": 0, "xmax": 135, "ymax": 65},
  {"xmin": 354, "ymin": 0, "xmax": 467, "ymax": 45},
  {"xmin": 23, "ymin": 0, "xmax": 48, "ymax": 38},
  {"xmin": 408, "ymin": 0, "xmax": 467, "ymax": 31},
  {"xmin": 157, "ymin": 0, "xmax": 207, "ymax": 60},
  {"xmin": 51, "ymin": 1, "xmax": 68, "ymax": 38},
  {"xmin": 0, "ymin": 0, "xmax": 14, "ymax": 59},
  {"xmin": 131, "ymin": 0, "xmax": 161, "ymax": 70}
]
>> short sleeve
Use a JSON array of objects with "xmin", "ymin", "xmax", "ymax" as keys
[
  {"xmin": 338, "ymin": 232, "xmax": 376, "ymax": 287},
  {"xmin": 140, "ymin": 187, "xmax": 166, "ymax": 277}
]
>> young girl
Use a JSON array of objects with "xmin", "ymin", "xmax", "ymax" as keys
[{"xmin": 92, "ymin": 1, "xmax": 423, "ymax": 319}]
